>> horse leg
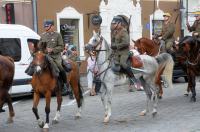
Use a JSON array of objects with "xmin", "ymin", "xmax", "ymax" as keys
[
  {"xmin": 158, "ymin": 83, "xmax": 163, "ymax": 99},
  {"xmin": 32, "ymin": 92, "xmax": 44, "ymax": 128},
  {"xmin": 52, "ymin": 86, "xmax": 63, "ymax": 124},
  {"xmin": 0, "ymin": 92, "xmax": 6, "ymax": 113},
  {"xmin": 6, "ymin": 93, "xmax": 15, "ymax": 123},
  {"xmin": 151, "ymin": 85, "xmax": 158, "ymax": 117},
  {"xmin": 70, "ymin": 79, "xmax": 83, "ymax": 119},
  {"xmin": 139, "ymin": 77, "xmax": 151, "ymax": 116},
  {"xmin": 43, "ymin": 91, "xmax": 51, "ymax": 129},
  {"xmin": 155, "ymin": 68, "xmax": 165, "ymax": 99},
  {"xmin": 100, "ymin": 83, "xmax": 110, "ymax": 123},
  {"xmin": 190, "ymin": 75, "xmax": 196, "ymax": 102},
  {"xmin": 105, "ymin": 85, "xmax": 112, "ymax": 123}
]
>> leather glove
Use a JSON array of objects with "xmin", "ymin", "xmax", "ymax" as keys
[{"xmin": 111, "ymin": 45, "xmax": 117, "ymax": 50}]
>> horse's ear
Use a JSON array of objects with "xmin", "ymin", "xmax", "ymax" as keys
[{"xmin": 132, "ymin": 39, "xmax": 136, "ymax": 44}]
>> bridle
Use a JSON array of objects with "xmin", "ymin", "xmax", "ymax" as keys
[
  {"xmin": 86, "ymin": 34, "xmax": 112, "ymax": 79},
  {"xmin": 32, "ymin": 51, "xmax": 48, "ymax": 73}
]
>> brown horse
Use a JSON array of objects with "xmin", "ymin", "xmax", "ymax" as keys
[
  {"xmin": 31, "ymin": 51, "xmax": 83, "ymax": 129},
  {"xmin": 0, "ymin": 55, "xmax": 15, "ymax": 123},
  {"xmin": 178, "ymin": 36, "xmax": 200, "ymax": 102},
  {"xmin": 133, "ymin": 37, "xmax": 160, "ymax": 56},
  {"xmin": 133, "ymin": 37, "xmax": 166, "ymax": 99}
]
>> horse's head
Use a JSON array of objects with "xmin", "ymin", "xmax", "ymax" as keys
[
  {"xmin": 132, "ymin": 39, "xmax": 144, "ymax": 54},
  {"xmin": 179, "ymin": 36, "xmax": 197, "ymax": 53},
  {"xmin": 85, "ymin": 30, "xmax": 103, "ymax": 55},
  {"xmin": 32, "ymin": 51, "xmax": 49, "ymax": 74}
]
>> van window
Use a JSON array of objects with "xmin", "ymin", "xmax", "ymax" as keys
[
  {"xmin": 0, "ymin": 38, "xmax": 21, "ymax": 61},
  {"xmin": 27, "ymin": 39, "xmax": 39, "ymax": 56}
]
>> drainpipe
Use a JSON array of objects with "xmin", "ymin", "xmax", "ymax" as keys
[
  {"xmin": 179, "ymin": 0, "xmax": 185, "ymax": 38},
  {"xmin": 32, "ymin": 0, "xmax": 38, "ymax": 33}
]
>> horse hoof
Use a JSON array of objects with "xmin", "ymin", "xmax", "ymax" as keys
[
  {"xmin": 52, "ymin": 119, "xmax": 59, "ymax": 124},
  {"xmin": 139, "ymin": 111, "xmax": 146, "ymax": 116},
  {"xmin": 6, "ymin": 117, "xmax": 13, "ymax": 124},
  {"xmin": 184, "ymin": 93, "xmax": 189, "ymax": 96},
  {"xmin": 43, "ymin": 123, "xmax": 49, "ymax": 129},
  {"xmin": 158, "ymin": 95, "xmax": 162, "ymax": 99},
  {"xmin": 37, "ymin": 119, "xmax": 44, "ymax": 128},
  {"xmin": 75, "ymin": 113, "xmax": 81, "ymax": 119},
  {"xmin": 103, "ymin": 116, "xmax": 110, "ymax": 123},
  {"xmin": 152, "ymin": 111, "xmax": 157, "ymax": 117},
  {"xmin": 43, "ymin": 127, "xmax": 49, "ymax": 132},
  {"xmin": 190, "ymin": 97, "xmax": 196, "ymax": 102},
  {"xmin": 0, "ymin": 108, "xmax": 5, "ymax": 113}
]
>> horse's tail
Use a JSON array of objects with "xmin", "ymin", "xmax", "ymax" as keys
[{"xmin": 155, "ymin": 53, "xmax": 174, "ymax": 88}]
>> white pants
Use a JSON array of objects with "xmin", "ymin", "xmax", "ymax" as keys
[{"xmin": 87, "ymin": 70, "xmax": 94, "ymax": 89}]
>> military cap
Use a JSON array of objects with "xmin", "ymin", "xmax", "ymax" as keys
[
  {"xmin": 91, "ymin": 15, "xmax": 102, "ymax": 26},
  {"xmin": 193, "ymin": 11, "xmax": 200, "ymax": 17},
  {"xmin": 163, "ymin": 13, "xmax": 171, "ymax": 17},
  {"xmin": 43, "ymin": 19, "xmax": 54, "ymax": 27},
  {"xmin": 111, "ymin": 15, "xmax": 129, "ymax": 25}
]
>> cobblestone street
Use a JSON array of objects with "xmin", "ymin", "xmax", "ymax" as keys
[{"xmin": 1, "ymin": 77, "xmax": 200, "ymax": 132}]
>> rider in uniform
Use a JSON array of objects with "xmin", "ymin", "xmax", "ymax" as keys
[
  {"xmin": 186, "ymin": 11, "xmax": 200, "ymax": 40},
  {"xmin": 158, "ymin": 13, "xmax": 175, "ymax": 53},
  {"xmin": 25, "ymin": 20, "xmax": 68, "ymax": 88},
  {"xmin": 110, "ymin": 15, "xmax": 137, "ymax": 85}
]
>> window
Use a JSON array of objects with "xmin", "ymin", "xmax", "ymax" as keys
[
  {"xmin": 0, "ymin": 38, "xmax": 21, "ymax": 61},
  {"xmin": 152, "ymin": 20, "xmax": 163, "ymax": 35},
  {"xmin": 60, "ymin": 19, "xmax": 79, "ymax": 51}
]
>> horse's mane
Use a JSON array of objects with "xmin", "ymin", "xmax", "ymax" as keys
[{"xmin": 136, "ymin": 37, "xmax": 155, "ymax": 46}]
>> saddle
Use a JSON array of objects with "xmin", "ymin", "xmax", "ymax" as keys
[
  {"xmin": 62, "ymin": 59, "xmax": 72, "ymax": 72},
  {"xmin": 131, "ymin": 56, "xmax": 143, "ymax": 68}
]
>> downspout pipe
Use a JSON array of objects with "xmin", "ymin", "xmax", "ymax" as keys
[{"xmin": 32, "ymin": 0, "xmax": 38, "ymax": 33}]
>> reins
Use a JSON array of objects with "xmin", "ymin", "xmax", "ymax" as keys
[{"xmin": 88, "ymin": 35, "xmax": 112, "ymax": 80}]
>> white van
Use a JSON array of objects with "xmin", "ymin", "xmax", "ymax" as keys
[{"xmin": 0, "ymin": 24, "xmax": 40, "ymax": 97}]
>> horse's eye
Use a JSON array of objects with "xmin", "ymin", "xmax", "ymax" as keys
[{"xmin": 93, "ymin": 39, "xmax": 97, "ymax": 42}]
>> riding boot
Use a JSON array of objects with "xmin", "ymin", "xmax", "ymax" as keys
[
  {"xmin": 25, "ymin": 64, "xmax": 34, "ymax": 76},
  {"xmin": 125, "ymin": 67, "xmax": 137, "ymax": 85}
]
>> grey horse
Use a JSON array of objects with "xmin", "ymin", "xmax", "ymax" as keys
[{"xmin": 85, "ymin": 30, "xmax": 174, "ymax": 123}]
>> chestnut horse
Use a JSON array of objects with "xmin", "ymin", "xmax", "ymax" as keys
[
  {"xmin": 31, "ymin": 51, "xmax": 83, "ymax": 129},
  {"xmin": 133, "ymin": 37, "xmax": 167, "ymax": 99},
  {"xmin": 178, "ymin": 36, "xmax": 200, "ymax": 102},
  {"xmin": 0, "ymin": 55, "xmax": 15, "ymax": 123}
]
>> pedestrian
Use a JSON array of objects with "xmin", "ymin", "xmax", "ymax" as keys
[
  {"xmin": 157, "ymin": 12, "xmax": 175, "ymax": 54},
  {"xmin": 110, "ymin": 15, "xmax": 137, "ymax": 86},
  {"xmin": 87, "ymin": 51, "xmax": 98, "ymax": 96},
  {"xmin": 186, "ymin": 11, "xmax": 200, "ymax": 40},
  {"xmin": 25, "ymin": 19, "xmax": 68, "ymax": 90}
]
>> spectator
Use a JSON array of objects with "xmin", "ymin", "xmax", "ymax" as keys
[{"xmin": 87, "ymin": 51, "xmax": 98, "ymax": 96}]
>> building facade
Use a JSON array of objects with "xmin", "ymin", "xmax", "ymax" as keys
[
  {"xmin": 36, "ymin": 0, "xmax": 184, "ymax": 73},
  {"xmin": 0, "ymin": 0, "xmax": 34, "ymax": 29}
]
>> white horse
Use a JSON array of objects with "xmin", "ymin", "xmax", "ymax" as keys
[{"xmin": 85, "ymin": 31, "xmax": 174, "ymax": 123}]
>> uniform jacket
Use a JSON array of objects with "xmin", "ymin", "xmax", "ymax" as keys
[
  {"xmin": 38, "ymin": 31, "xmax": 64, "ymax": 60},
  {"xmin": 161, "ymin": 22, "xmax": 175, "ymax": 43},
  {"xmin": 111, "ymin": 28, "xmax": 130, "ymax": 55}
]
